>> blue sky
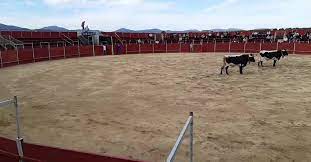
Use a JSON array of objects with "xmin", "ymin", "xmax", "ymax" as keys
[{"xmin": 1, "ymin": 0, "xmax": 310, "ymax": 31}]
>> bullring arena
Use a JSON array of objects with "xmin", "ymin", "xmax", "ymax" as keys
[{"xmin": 1, "ymin": 39, "xmax": 311, "ymax": 162}]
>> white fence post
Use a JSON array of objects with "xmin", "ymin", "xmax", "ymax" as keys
[
  {"xmin": 166, "ymin": 112, "xmax": 194, "ymax": 162},
  {"xmin": 125, "ymin": 44, "xmax": 128, "ymax": 54},
  {"xmin": 92, "ymin": 44, "xmax": 95, "ymax": 56},
  {"xmin": 16, "ymin": 49, "xmax": 20, "ymax": 65},
  {"xmin": 214, "ymin": 40, "xmax": 216, "ymax": 53},
  {"xmin": 63, "ymin": 45, "xmax": 66, "ymax": 58},
  {"xmin": 259, "ymin": 42, "xmax": 262, "ymax": 51},
  {"xmin": 276, "ymin": 41, "xmax": 279, "ymax": 50},
  {"xmin": 32, "ymin": 43, "xmax": 35, "ymax": 63},
  {"xmin": 229, "ymin": 41, "xmax": 231, "ymax": 53},
  {"xmin": 243, "ymin": 42, "xmax": 247, "ymax": 53},
  {"xmin": 48, "ymin": 43, "xmax": 51, "ymax": 60},
  {"xmin": 152, "ymin": 43, "xmax": 155, "ymax": 54},
  {"xmin": 294, "ymin": 43, "xmax": 296, "ymax": 54}
]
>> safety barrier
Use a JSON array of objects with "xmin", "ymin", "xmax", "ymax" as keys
[
  {"xmin": 0, "ymin": 96, "xmax": 147, "ymax": 162},
  {"xmin": 166, "ymin": 112, "xmax": 194, "ymax": 162},
  {"xmin": 1, "ymin": 42, "xmax": 311, "ymax": 69},
  {"xmin": 0, "ymin": 45, "xmax": 105, "ymax": 68},
  {"xmin": 0, "ymin": 31, "xmax": 78, "ymax": 39}
]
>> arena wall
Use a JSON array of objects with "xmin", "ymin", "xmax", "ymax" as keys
[{"xmin": 1, "ymin": 41, "xmax": 311, "ymax": 161}]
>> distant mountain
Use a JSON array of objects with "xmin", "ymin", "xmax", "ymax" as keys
[
  {"xmin": 210, "ymin": 28, "xmax": 243, "ymax": 32},
  {"xmin": 115, "ymin": 28, "xmax": 136, "ymax": 33},
  {"xmin": 36, "ymin": 26, "xmax": 69, "ymax": 32},
  {"xmin": 115, "ymin": 28, "xmax": 203, "ymax": 33},
  {"xmin": 0, "ymin": 23, "xmax": 30, "ymax": 31}
]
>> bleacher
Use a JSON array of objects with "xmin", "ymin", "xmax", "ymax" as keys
[{"xmin": 0, "ymin": 31, "xmax": 79, "ymax": 50}]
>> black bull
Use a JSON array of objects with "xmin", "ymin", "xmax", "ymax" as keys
[
  {"xmin": 258, "ymin": 50, "xmax": 288, "ymax": 67},
  {"xmin": 220, "ymin": 54, "xmax": 255, "ymax": 75}
]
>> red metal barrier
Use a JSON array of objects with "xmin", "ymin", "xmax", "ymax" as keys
[
  {"xmin": 140, "ymin": 44, "xmax": 153, "ymax": 54},
  {"xmin": 1, "ymin": 50, "xmax": 18, "ymax": 67},
  {"xmin": 215, "ymin": 42, "xmax": 230, "ymax": 52},
  {"xmin": 261, "ymin": 43, "xmax": 277, "ymax": 51},
  {"xmin": 180, "ymin": 44, "xmax": 190, "ymax": 53},
  {"xmin": 31, "ymin": 32, "xmax": 42, "ymax": 39},
  {"xmin": 34, "ymin": 47, "xmax": 49, "ymax": 62},
  {"xmin": 50, "ymin": 47, "xmax": 65, "ymax": 59},
  {"xmin": 94, "ymin": 46, "xmax": 104, "ymax": 56},
  {"xmin": 65, "ymin": 46, "xmax": 79, "ymax": 58},
  {"xmin": 11, "ymin": 31, "xmax": 22, "ymax": 39},
  {"xmin": 245, "ymin": 42, "xmax": 261, "ymax": 53},
  {"xmin": 79, "ymin": 45, "xmax": 94, "ymax": 57},
  {"xmin": 202, "ymin": 43, "xmax": 215, "ymax": 52},
  {"xmin": 51, "ymin": 32, "xmax": 60, "ymax": 39},
  {"xmin": 154, "ymin": 44, "xmax": 166, "ymax": 53},
  {"xmin": 295, "ymin": 43, "xmax": 311, "ymax": 54},
  {"xmin": 278, "ymin": 42, "xmax": 295, "ymax": 54},
  {"xmin": 21, "ymin": 32, "xmax": 32, "ymax": 38},
  {"xmin": 230, "ymin": 42, "xmax": 244, "ymax": 53},
  {"xmin": 42, "ymin": 32, "xmax": 51, "ymax": 39},
  {"xmin": 107, "ymin": 45, "xmax": 113, "ymax": 55},
  {"xmin": 18, "ymin": 48, "xmax": 34, "ymax": 64},
  {"xmin": 193, "ymin": 44, "xmax": 202, "ymax": 53},
  {"xmin": 167, "ymin": 44, "xmax": 180, "ymax": 53},
  {"xmin": 0, "ymin": 137, "xmax": 146, "ymax": 162},
  {"xmin": 126, "ymin": 44, "xmax": 139, "ymax": 54}
]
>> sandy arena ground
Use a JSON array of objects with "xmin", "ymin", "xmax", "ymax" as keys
[{"xmin": 0, "ymin": 53, "xmax": 311, "ymax": 162}]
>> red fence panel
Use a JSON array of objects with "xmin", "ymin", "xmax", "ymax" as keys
[
  {"xmin": 230, "ymin": 43, "xmax": 244, "ymax": 53},
  {"xmin": 154, "ymin": 44, "xmax": 166, "ymax": 53},
  {"xmin": 202, "ymin": 43, "xmax": 215, "ymax": 52},
  {"xmin": 51, "ymin": 32, "xmax": 60, "ymax": 39},
  {"xmin": 140, "ymin": 44, "xmax": 153, "ymax": 54},
  {"xmin": 180, "ymin": 44, "xmax": 190, "ymax": 53},
  {"xmin": 1, "ymin": 50, "xmax": 18, "ymax": 67},
  {"xmin": 245, "ymin": 42, "xmax": 261, "ymax": 53},
  {"xmin": 215, "ymin": 42, "xmax": 230, "ymax": 52},
  {"xmin": 79, "ymin": 45, "xmax": 94, "ymax": 57},
  {"xmin": 94, "ymin": 46, "xmax": 104, "ymax": 56},
  {"xmin": 0, "ymin": 137, "xmax": 146, "ymax": 162},
  {"xmin": 106, "ymin": 45, "xmax": 113, "ymax": 55},
  {"xmin": 34, "ymin": 48, "xmax": 49, "ymax": 61},
  {"xmin": 0, "ymin": 31, "xmax": 11, "ymax": 36},
  {"xmin": 68, "ymin": 32, "xmax": 78, "ymax": 39},
  {"xmin": 50, "ymin": 47, "xmax": 65, "ymax": 59},
  {"xmin": 31, "ymin": 32, "xmax": 42, "ymax": 39},
  {"xmin": 18, "ymin": 48, "xmax": 34, "ymax": 64},
  {"xmin": 278, "ymin": 42, "xmax": 294, "ymax": 54},
  {"xmin": 126, "ymin": 44, "xmax": 139, "ymax": 54},
  {"xmin": 193, "ymin": 44, "xmax": 202, "ymax": 53},
  {"xmin": 261, "ymin": 43, "xmax": 277, "ymax": 51},
  {"xmin": 21, "ymin": 32, "xmax": 32, "ymax": 38},
  {"xmin": 65, "ymin": 46, "xmax": 79, "ymax": 58},
  {"xmin": 11, "ymin": 31, "xmax": 22, "ymax": 39},
  {"xmin": 42, "ymin": 32, "xmax": 51, "ymax": 39},
  {"xmin": 167, "ymin": 43, "xmax": 180, "ymax": 53},
  {"xmin": 295, "ymin": 43, "xmax": 311, "ymax": 54}
]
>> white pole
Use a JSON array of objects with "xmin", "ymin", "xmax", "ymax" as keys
[
  {"xmin": 294, "ymin": 43, "xmax": 296, "ymax": 54},
  {"xmin": 214, "ymin": 40, "xmax": 216, "ymax": 53},
  {"xmin": 48, "ymin": 43, "xmax": 51, "ymax": 60},
  {"xmin": 243, "ymin": 42, "xmax": 246, "ymax": 53},
  {"xmin": 32, "ymin": 43, "xmax": 35, "ymax": 63},
  {"xmin": 92, "ymin": 44, "xmax": 95, "ymax": 56},
  {"xmin": 16, "ymin": 49, "xmax": 20, "ymax": 65},
  {"xmin": 63, "ymin": 45, "xmax": 66, "ymax": 58},
  {"xmin": 259, "ymin": 42, "xmax": 262, "ymax": 51},
  {"xmin": 276, "ymin": 41, "xmax": 279, "ymax": 50},
  {"xmin": 229, "ymin": 41, "xmax": 231, "ymax": 53},
  {"xmin": 189, "ymin": 112, "xmax": 194, "ymax": 162},
  {"xmin": 111, "ymin": 36, "xmax": 114, "ymax": 55},
  {"xmin": 125, "ymin": 44, "xmax": 128, "ymax": 54}
]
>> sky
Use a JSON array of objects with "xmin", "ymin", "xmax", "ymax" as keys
[{"xmin": 0, "ymin": 0, "xmax": 311, "ymax": 31}]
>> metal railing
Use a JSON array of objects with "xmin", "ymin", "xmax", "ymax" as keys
[
  {"xmin": 166, "ymin": 112, "xmax": 194, "ymax": 162},
  {"xmin": 0, "ymin": 96, "xmax": 24, "ymax": 162}
]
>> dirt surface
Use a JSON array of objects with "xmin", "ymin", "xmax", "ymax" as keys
[{"xmin": 0, "ymin": 53, "xmax": 311, "ymax": 162}]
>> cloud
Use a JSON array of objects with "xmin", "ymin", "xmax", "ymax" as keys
[{"xmin": 204, "ymin": 0, "xmax": 240, "ymax": 13}]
